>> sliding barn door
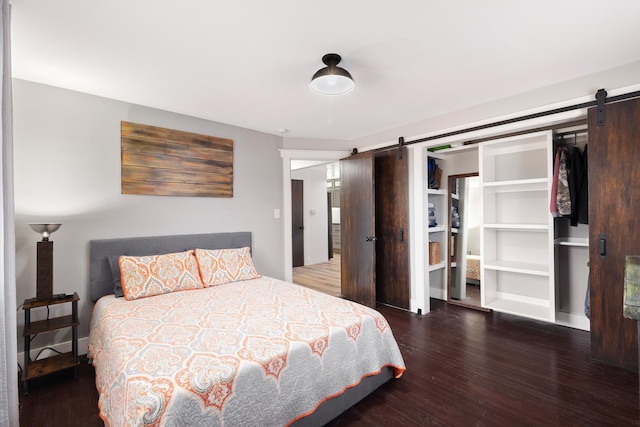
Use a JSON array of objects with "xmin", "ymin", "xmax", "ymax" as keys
[
  {"xmin": 340, "ymin": 152, "xmax": 376, "ymax": 307},
  {"xmin": 589, "ymin": 96, "xmax": 640, "ymax": 371},
  {"xmin": 375, "ymin": 149, "xmax": 410, "ymax": 309}
]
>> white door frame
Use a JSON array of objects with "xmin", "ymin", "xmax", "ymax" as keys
[{"xmin": 280, "ymin": 149, "xmax": 350, "ymax": 282}]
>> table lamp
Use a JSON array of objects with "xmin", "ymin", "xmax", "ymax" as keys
[{"xmin": 29, "ymin": 223, "xmax": 61, "ymax": 300}]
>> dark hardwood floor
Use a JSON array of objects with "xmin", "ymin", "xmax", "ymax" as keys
[{"xmin": 20, "ymin": 300, "xmax": 639, "ymax": 426}]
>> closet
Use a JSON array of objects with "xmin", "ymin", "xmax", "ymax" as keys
[
  {"xmin": 552, "ymin": 130, "xmax": 590, "ymax": 331},
  {"xmin": 416, "ymin": 147, "xmax": 479, "ymax": 308},
  {"xmin": 405, "ymin": 92, "xmax": 640, "ymax": 372},
  {"xmin": 413, "ymin": 130, "xmax": 591, "ymax": 331}
]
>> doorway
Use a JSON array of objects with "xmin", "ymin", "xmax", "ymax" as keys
[{"xmin": 290, "ymin": 161, "xmax": 341, "ymax": 296}]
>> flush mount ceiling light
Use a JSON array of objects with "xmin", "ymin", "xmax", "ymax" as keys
[{"xmin": 309, "ymin": 53, "xmax": 355, "ymax": 96}]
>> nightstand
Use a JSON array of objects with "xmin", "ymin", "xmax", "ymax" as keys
[{"xmin": 22, "ymin": 292, "xmax": 80, "ymax": 394}]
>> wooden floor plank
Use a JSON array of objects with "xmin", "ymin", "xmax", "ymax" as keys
[{"xmin": 292, "ymin": 254, "xmax": 341, "ymax": 297}]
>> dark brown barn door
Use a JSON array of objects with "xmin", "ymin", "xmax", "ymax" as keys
[
  {"xmin": 340, "ymin": 152, "xmax": 376, "ymax": 307},
  {"xmin": 588, "ymin": 96, "xmax": 640, "ymax": 371},
  {"xmin": 292, "ymin": 179, "xmax": 305, "ymax": 268},
  {"xmin": 375, "ymin": 149, "xmax": 410, "ymax": 309}
]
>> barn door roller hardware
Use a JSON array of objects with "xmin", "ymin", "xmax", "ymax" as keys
[
  {"xmin": 596, "ymin": 89, "xmax": 608, "ymax": 126},
  {"xmin": 398, "ymin": 136, "xmax": 405, "ymax": 160}
]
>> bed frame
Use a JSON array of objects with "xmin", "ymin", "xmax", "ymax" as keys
[{"xmin": 88, "ymin": 231, "xmax": 393, "ymax": 426}]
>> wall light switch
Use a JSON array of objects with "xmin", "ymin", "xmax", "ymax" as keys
[{"xmin": 274, "ymin": 209, "xmax": 280, "ymax": 219}]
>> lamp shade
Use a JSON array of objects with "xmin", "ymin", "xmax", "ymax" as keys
[
  {"xmin": 29, "ymin": 223, "xmax": 61, "ymax": 241},
  {"xmin": 309, "ymin": 53, "xmax": 355, "ymax": 96}
]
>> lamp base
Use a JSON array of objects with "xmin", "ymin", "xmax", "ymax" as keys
[{"xmin": 36, "ymin": 241, "xmax": 53, "ymax": 300}]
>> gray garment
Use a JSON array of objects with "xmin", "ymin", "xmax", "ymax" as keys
[{"xmin": 556, "ymin": 147, "xmax": 571, "ymax": 216}]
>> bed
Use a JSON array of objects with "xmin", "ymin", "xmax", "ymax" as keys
[{"xmin": 87, "ymin": 232, "xmax": 405, "ymax": 427}]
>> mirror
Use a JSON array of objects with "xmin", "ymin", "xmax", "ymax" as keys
[{"xmin": 447, "ymin": 173, "xmax": 486, "ymax": 310}]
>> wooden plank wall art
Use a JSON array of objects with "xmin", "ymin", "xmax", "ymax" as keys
[{"xmin": 121, "ymin": 121, "xmax": 233, "ymax": 197}]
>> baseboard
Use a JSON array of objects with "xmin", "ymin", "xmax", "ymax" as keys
[
  {"xmin": 556, "ymin": 311, "xmax": 590, "ymax": 331},
  {"xmin": 430, "ymin": 288, "xmax": 446, "ymax": 301}
]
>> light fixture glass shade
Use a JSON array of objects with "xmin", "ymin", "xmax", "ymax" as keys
[
  {"xmin": 29, "ymin": 223, "xmax": 61, "ymax": 241},
  {"xmin": 310, "ymin": 53, "xmax": 355, "ymax": 96}
]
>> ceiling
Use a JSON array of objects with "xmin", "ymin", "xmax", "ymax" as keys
[{"xmin": 10, "ymin": 1, "xmax": 640, "ymax": 141}]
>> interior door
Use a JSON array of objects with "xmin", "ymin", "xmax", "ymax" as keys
[
  {"xmin": 327, "ymin": 193, "xmax": 333, "ymax": 259},
  {"xmin": 340, "ymin": 151, "xmax": 376, "ymax": 307},
  {"xmin": 589, "ymin": 96, "xmax": 640, "ymax": 371},
  {"xmin": 291, "ymin": 179, "xmax": 305, "ymax": 268},
  {"xmin": 375, "ymin": 149, "xmax": 410, "ymax": 309}
]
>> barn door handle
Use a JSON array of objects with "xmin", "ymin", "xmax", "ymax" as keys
[
  {"xmin": 365, "ymin": 236, "xmax": 378, "ymax": 242},
  {"xmin": 599, "ymin": 234, "xmax": 606, "ymax": 259},
  {"xmin": 400, "ymin": 228, "xmax": 404, "ymax": 242}
]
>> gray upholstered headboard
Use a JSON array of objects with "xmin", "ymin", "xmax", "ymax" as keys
[{"xmin": 89, "ymin": 232, "xmax": 252, "ymax": 302}]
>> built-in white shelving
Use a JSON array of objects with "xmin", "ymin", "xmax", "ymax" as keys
[
  {"xmin": 480, "ymin": 131, "xmax": 555, "ymax": 322},
  {"xmin": 428, "ymin": 225, "xmax": 446, "ymax": 233},
  {"xmin": 555, "ymin": 237, "xmax": 589, "ymax": 247},
  {"xmin": 424, "ymin": 156, "xmax": 448, "ymax": 300}
]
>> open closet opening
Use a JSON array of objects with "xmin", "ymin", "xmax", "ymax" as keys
[
  {"xmin": 552, "ymin": 128, "xmax": 590, "ymax": 330},
  {"xmin": 422, "ymin": 125, "xmax": 591, "ymax": 330}
]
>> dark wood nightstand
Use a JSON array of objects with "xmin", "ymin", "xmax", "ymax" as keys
[{"xmin": 22, "ymin": 292, "xmax": 80, "ymax": 394}]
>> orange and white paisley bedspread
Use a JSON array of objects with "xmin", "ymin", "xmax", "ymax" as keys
[{"xmin": 88, "ymin": 276, "xmax": 406, "ymax": 427}]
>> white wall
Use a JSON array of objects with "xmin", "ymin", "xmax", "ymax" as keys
[
  {"xmin": 291, "ymin": 165, "xmax": 329, "ymax": 265},
  {"xmin": 348, "ymin": 60, "xmax": 640, "ymax": 151},
  {"xmin": 13, "ymin": 79, "xmax": 284, "ymax": 353}
]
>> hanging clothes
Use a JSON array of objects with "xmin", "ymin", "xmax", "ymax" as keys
[
  {"xmin": 550, "ymin": 147, "xmax": 561, "ymax": 216},
  {"xmin": 563, "ymin": 143, "xmax": 589, "ymax": 226},
  {"xmin": 556, "ymin": 146, "xmax": 571, "ymax": 216},
  {"xmin": 578, "ymin": 144, "xmax": 589, "ymax": 224},
  {"xmin": 568, "ymin": 146, "xmax": 582, "ymax": 226}
]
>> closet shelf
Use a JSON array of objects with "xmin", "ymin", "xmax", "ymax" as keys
[
  {"xmin": 428, "ymin": 225, "xmax": 446, "ymax": 233},
  {"xmin": 483, "ymin": 224, "xmax": 549, "ymax": 231},
  {"xmin": 482, "ymin": 178, "xmax": 548, "ymax": 192},
  {"xmin": 426, "ymin": 188, "xmax": 447, "ymax": 195},
  {"xmin": 484, "ymin": 297, "xmax": 552, "ymax": 322},
  {"xmin": 429, "ymin": 144, "xmax": 479, "ymax": 156},
  {"xmin": 484, "ymin": 260, "xmax": 549, "ymax": 276},
  {"xmin": 428, "ymin": 261, "xmax": 446, "ymax": 272},
  {"xmin": 555, "ymin": 237, "xmax": 589, "ymax": 247}
]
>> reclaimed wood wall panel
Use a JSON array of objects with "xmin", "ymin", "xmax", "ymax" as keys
[{"xmin": 121, "ymin": 121, "xmax": 233, "ymax": 197}]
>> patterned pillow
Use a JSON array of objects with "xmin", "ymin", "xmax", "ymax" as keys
[
  {"xmin": 194, "ymin": 247, "xmax": 261, "ymax": 287},
  {"xmin": 119, "ymin": 250, "xmax": 204, "ymax": 300}
]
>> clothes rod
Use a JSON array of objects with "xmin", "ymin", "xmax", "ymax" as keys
[
  {"xmin": 554, "ymin": 129, "xmax": 588, "ymax": 139},
  {"xmin": 397, "ymin": 89, "xmax": 640, "ymax": 148}
]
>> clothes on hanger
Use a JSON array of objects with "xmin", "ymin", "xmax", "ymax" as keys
[
  {"xmin": 550, "ymin": 133, "xmax": 588, "ymax": 225},
  {"xmin": 578, "ymin": 144, "xmax": 589, "ymax": 224},
  {"xmin": 556, "ymin": 146, "xmax": 571, "ymax": 216},
  {"xmin": 569, "ymin": 144, "xmax": 589, "ymax": 225},
  {"xmin": 550, "ymin": 147, "xmax": 561, "ymax": 217}
]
